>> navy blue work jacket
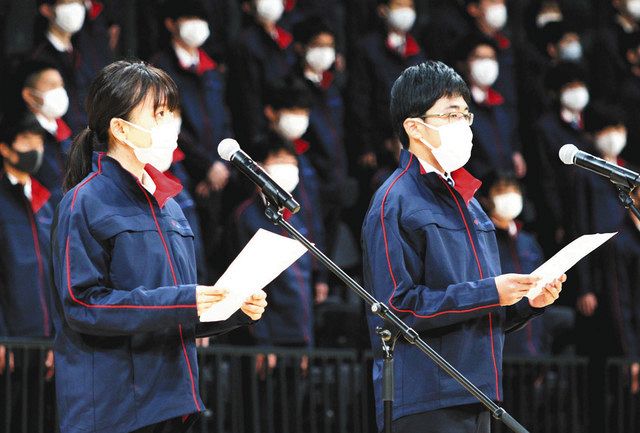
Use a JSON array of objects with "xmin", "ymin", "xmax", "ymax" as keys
[
  {"xmin": 362, "ymin": 150, "xmax": 541, "ymax": 428},
  {"xmin": 50, "ymin": 152, "xmax": 249, "ymax": 433}
]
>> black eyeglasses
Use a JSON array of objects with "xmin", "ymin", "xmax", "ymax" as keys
[{"xmin": 421, "ymin": 112, "xmax": 474, "ymax": 126}]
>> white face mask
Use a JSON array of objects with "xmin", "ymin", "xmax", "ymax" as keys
[
  {"xmin": 628, "ymin": 0, "xmax": 640, "ymax": 20},
  {"xmin": 121, "ymin": 119, "xmax": 179, "ymax": 172},
  {"xmin": 178, "ymin": 19, "xmax": 210, "ymax": 48},
  {"xmin": 255, "ymin": 0, "xmax": 284, "ymax": 23},
  {"xmin": 559, "ymin": 41, "xmax": 583, "ymax": 62},
  {"xmin": 493, "ymin": 192, "xmax": 523, "ymax": 221},
  {"xmin": 470, "ymin": 58, "xmax": 499, "ymax": 87},
  {"xmin": 595, "ymin": 131, "xmax": 627, "ymax": 158},
  {"xmin": 37, "ymin": 87, "xmax": 69, "ymax": 119},
  {"xmin": 54, "ymin": 2, "xmax": 86, "ymax": 34},
  {"xmin": 305, "ymin": 47, "xmax": 335, "ymax": 73},
  {"xmin": 484, "ymin": 4, "xmax": 507, "ymax": 30},
  {"xmin": 387, "ymin": 7, "xmax": 416, "ymax": 32},
  {"xmin": 561, "ymin": 86, "xmax": 589, "ymax": 112},
  {"xmin": 277, "ymin": 113, "xmax": 309, "ymax": 141},
  {"xmin": 265, "ymin": 163, "xmax": 299, "ymax": 193},
  {"xmin": 417, "ymin": 120, "xmax": 474, "ymax": 173},
  {"xmin": 536, "ymin": 12, "xmax": 563, "ymax": 28}
]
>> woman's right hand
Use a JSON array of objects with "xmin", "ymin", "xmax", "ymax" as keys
[
  {"xmin": 196, "ymin": 286, "xmax": 229, "ymax": 317},
  {"xmin": 495, "ymin": 274, "xmax": 541, "ymax": 306}
]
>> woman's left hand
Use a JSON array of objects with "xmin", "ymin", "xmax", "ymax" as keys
[{"xmin": 241, "ymin": 290, "xmax": 268, "ymax": 320}]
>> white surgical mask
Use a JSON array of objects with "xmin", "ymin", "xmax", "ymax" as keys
[
  {"xmin": 265, "ymin": 163, "xmax": 299, "ymax": 193},
  {"xmin": 121, "ymin": 119, "xmax": 179, "ymax": 172},
  {"xmin": 179, "ymin": 19, "xmax": 210, "ymax": 48},
  {"xmin": 493, "ymin": 192, "xmax": 523, "ymax": 221},
  {"xmin": 595, "ymin": 131, "xmax": 627, "ymax": 158},
  {"xmin": 536, "ymin": 12, "xmax": 563, "ymax": 28},
  {"xmin": 470, "ymin": 58, "xmax": 499, "ymax": 87},
  {"xmin": 559, "ymin": 41, "xmax": 583, "ymax": 62},
  {"xmin": 484, "ymin": 4, "xmax": 507, "ymax": 30},
  {"xmin": 561, "ymin": 86, "xmax": 589, "ymax": 112},
  {"xmin": 277, "ymin": 114, "xmax": 309, "ymax": 141},
  {"xmin": 256, "ymin": 0, "xmax": 284, "ymax": 23},
  {"xmin": 37, "ymin": 87, "xmax": 69, "ymax": 119},
  {"xmin": 628, "ymin": 0, "xmax": 640, "ymax": 20},
  {"xmin": 305, "ymin": 47, "xmax": 335, "ymax": 73},
  {"xmin": 387, "ymin": 7, "xmax": 416, "ymax": 32},
  {"xmin": 417, "ymin": 120, "xmax": 474, "ymax": 173},
  {"xmin": 54, "ymin": 2, "xmax": 86, "ymax": 34}
]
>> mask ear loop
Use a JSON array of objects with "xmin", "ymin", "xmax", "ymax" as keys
[{"xmin": 413, "ymin": 119, "xmax": 439, "ymax": 151}]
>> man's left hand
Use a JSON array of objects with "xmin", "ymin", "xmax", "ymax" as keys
[{"xmin": 528, "ymin": 274, "xmax": 566, "ymax": 308}]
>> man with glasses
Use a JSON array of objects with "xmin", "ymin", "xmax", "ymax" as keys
[{"xmin": 362, "ymin": 61, "xmax": 566, "ymax": 433}]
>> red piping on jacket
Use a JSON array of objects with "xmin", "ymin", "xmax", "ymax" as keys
[
  {"xmin": 381, "ymin": 154, "xmax": 499, "ymax": 319},
  {"xmin": 441, "ymin": 179, "xmax": 501, "ymax": 401},
  {"xmin": 25, "ymin": 198, "xmax": 50, "ymax": 337}
]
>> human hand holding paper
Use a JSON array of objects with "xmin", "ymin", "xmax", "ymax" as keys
[
  {"xmin": 525, "ymin": 232, "xmax": 617, "ymax": 300},
  {"xmin": 199, "ymin": 229, "xmax": 307, "ymax": 322}
]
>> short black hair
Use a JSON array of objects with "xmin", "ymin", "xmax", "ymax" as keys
[
  {"xmin": 292, "ymin": 15, "xmax": 335, "ymax": 46},
  {"xmin": 0, "ymin": 112, "xmax": 46, "ymax": 148},
  {"xmin": 19, "ymin": 59, "xmax": 61, "ymax": 89},
  {"xmin": 539, "ymin": 21, "xmax": 578, "ymax": 47},
  {"xmin": 162, "ymin": 0, "xmax": 208, "ymax": 20},
  {"xmin": 390, "ymin": 61, "xmax": 471, "ymax": 148},
  {"xmin": 265, "ymin": 76, "xmax": 313, "ymax": 110},
  {"xmin": 584, "ymin": 101, "xmax": 626, "ymax": 134},
  {"xmin": 454, "ymin": 33, "xmax": 499, "ymax": 63},
  {"xmin": 253, "ymin": 133, "xmax": 297, "ymax": 163},
  {"xmin": 545, "ymin": 61, "xmax": 588, "ymax": 93}
]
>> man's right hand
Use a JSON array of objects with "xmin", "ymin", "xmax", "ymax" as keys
[
  {"xmin": 196, "ymin": 286, "xmax": 229, "ymax": 317},
  {"xmin": 495, "ymin": 274, "xmax": 541, "ymax": 306},
  {"xmin": 576, "ymin": 292, "xmax": 598, "ymax": 317}
]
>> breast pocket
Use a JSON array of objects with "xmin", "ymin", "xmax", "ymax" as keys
[{"xmin": 93, "ymin": 215, "xmax": 179, "ymax": 290}]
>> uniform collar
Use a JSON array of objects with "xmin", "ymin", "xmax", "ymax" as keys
[
  {"xmin": 400, "ymin": 149, "xmax": 482, "ymax": 205},
  {"xmin": 272, "ymin": 26, "xmax": 293, "ymax": 50},
  {"xmin": 5, "ymin": 172, "xmax": 51, "ymax": 213},
  {"xmin": 93, "ymin": 152, "xmax": 182, "ymax": 209}
]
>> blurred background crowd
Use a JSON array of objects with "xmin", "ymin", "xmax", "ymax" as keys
[{"xmin": 1, "ymin": 0, "xmax": 640, "ymax": 415}]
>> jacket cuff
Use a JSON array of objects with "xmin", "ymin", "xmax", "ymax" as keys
[{"xmin": 176, "ymin": 284, "xmax": 199, "ymax": 324}]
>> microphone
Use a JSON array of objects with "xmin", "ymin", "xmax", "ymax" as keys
[
  {"xmin": 218, "ymin": 138, "xmax": 301, "ymax": 213},
  {"xmin": 559, "ymin": 144, "xmax": 640, "ymax": 189}
]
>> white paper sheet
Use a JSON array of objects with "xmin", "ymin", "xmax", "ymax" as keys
[
  {"xmin": 199, "ymin": 228, "xmax": 308, "ymax": 322},
  {"xmin": 526, "ymin": 232, "xmax": 617, "ymax": 299}
]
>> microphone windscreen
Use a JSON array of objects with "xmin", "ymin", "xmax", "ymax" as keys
[
  {"xmin": 559, "ymin": 144, "xmax": 578, "ymax": 165},
  {"xmin": 218, "ymin": 138, "xmax": 241, "ymax": 161}
]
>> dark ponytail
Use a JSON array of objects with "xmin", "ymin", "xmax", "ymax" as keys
[{"xmin": 63, "ymin": 60, "xmax": 180, "ymax": 191}]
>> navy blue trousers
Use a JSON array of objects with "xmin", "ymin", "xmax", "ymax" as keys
[{"xmin": 392, "ymin": 404, "xmax": 491, "ymax": 433}]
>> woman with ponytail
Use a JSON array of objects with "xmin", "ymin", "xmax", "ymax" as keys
[{"xmin": 51, "ymin": 60, "xmax": 267, "ymax": 433}]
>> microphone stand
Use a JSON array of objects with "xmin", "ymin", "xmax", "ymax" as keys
[
  {"xmin": 616, "ymin": 184, "xmax": 640, "ymax": 220},
  {"xmin": 263, "ymin": 202, "xmax": 530, "ymax": 433}
]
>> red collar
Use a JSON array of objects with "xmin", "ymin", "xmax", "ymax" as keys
[
  {"xmin": 30, "ymin": 177, "xmax": 51, "ymax": 214},
  {"xmin": 320, "ymin": 71, "xmax": 334, "ymax": 90},
  {"xmin": 172, "ymin": 147, "xmax": 185, "ymax": 163},
  {"xmin": 275, "ymin": 27, "xmax": 293, "ymax": 50},
  {"xmin": 484, "ymin": 88, "xmax": 505, "ymax": 107},
  {"xmin": 494, "ymin": 32, "xmax": 511, "ymax": 50},
  {"xmin": 143, "ymin": 164, "xmax": 183, "ymax": 208},
  {"xmin": 163, "ymin": 169, "xmax": 183, "ymax": 187},
  {"xmin": 196, "ymin": 49, "xmax": 217, "ymax": 75},
  {"xmin": 88, "ymin": 1, "xmax": 104, "ymax": 21},
  {"xmin": 285, "ymin": 0, "xmax": 296, "ymax": 12},
  {"xmin": 415, "ymin": 158, "xmax": 481, "ymax": 205},
  {"xmin": 385, "ymin": 33, "xmax": 422, "ymax": 58},
  {"xmin": 55, "ymin": 118, "xmax": 72, "ymax": 142},
  {"xmin": 294, "ymin": 138, "xmax": 310, "ymax": 155},
  {"xmin": 404, "ymin": 34, "xmax": 421, "ymax": 57},
  {"xmin": 451, "ymin": 168, "xmax": 482, "ymax": 205}
]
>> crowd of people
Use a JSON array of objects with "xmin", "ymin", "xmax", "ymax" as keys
[{"xmin": 1, "ymin": 0, "xmax": 639, "ymax": 404}]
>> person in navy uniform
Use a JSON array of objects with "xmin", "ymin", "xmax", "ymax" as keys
[
  {"xmin": 228, "ymin": 0, "xmax": 296, "ymax": 145},
  {"xmin": 50, "ymin": 60, "xmax": 268, "ymax": 433},
  {"xmin": 456, "ymin": 34, "xmax": 526, "ymax": 180},
  {"xmin": 17, "ymin": 60, "xmax": 73, "ymax": 192},
  {"xmin": 362, "ymin": 61, "xmax": 566, "ymax": 433},
  {"xmin": 0, "ymin": 112, "xmax": 58, "ymax": 430}
]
